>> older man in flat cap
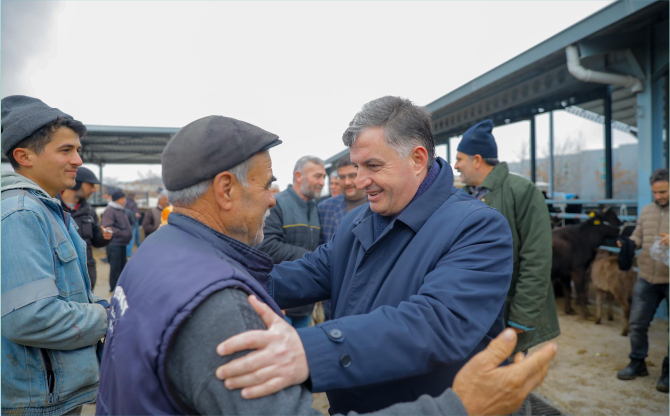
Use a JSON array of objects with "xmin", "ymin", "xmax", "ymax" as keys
[
  {"xmin": 94, "ymin": 115, "xmax": 556, "ymax": 416},
  {"xmin": 1, "ymin": 95, "xmax": 110, "ymax": 416}
]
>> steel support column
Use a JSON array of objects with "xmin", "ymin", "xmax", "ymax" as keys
[
  {"xmin": 446, "ymin": 138, "xmax": 451, "ymax": 166},
  {"xmin": 530, "ymin": 116, "xmax": 536, "ymax": 183},
  {"xmin": 99, "ymin": 164, "xmax": 104, "ymax": 204},
  {"xmin": 549, "ymin": 111, "xmax": 555, "ymax": 197},
  {"xmin": 604, "ymin": 86, "xmax": 613, "ymax": 199}
]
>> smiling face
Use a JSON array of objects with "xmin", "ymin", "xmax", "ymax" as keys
[
  {"xmin": 338, "ymin": 164, "xmax": 366, "ymax": 201},
  {"xmin": 349, "ymin": 126, "xmax": 426, "ymax": 217},
  {"xmin": 14, "ymin": 127, "xmax": 83, "ymax": 197},
  {"xmin": 237, "ymin": 151, "xmax": 277, "ymax": 246}
]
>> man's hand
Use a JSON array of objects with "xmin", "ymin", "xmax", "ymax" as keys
[
  {"xmin": 659, "ymin": 233, "xmax": 669, "ymax": 246},
  {"xmin": 101, "ymin": 226, "xmax": 113, "ymax": 240},
  {"xmin": 617, "ymin": 240, "xmax": 623, "ymax": 248},
  {"xmin": 215, "ymin": 295, "xmax": 309, "ymax": 399},
  {"xmin": 452, "ymin": 328, "xmax": 557, "ymax": 416}
]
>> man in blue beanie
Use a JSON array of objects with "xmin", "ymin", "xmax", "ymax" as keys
[
  {"xmin": 1, "ymin": 95, "xmax": 110, "ymax": 415},
  {"xmin": 454, "ymin": 119, "xmax": 559, "ymax": 358}
]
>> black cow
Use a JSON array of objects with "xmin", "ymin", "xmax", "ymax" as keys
[{"xmin": 551, "ymin": 207, "xmax": 622, "ymax": 316}]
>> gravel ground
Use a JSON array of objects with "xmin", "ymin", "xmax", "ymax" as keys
[{"xmin": 84, "ymin": 247, "xmax": 668, "ymax": 415}]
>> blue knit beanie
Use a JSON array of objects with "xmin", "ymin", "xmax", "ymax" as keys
[
  {"xmin": 1, "ymin": 95, "xmax": 74, "ymax": 156},
  {"xmin": 457, "ymin": 119, "xmax": 497, "ymax": 159}
]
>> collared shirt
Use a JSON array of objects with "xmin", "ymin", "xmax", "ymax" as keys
[
  {"xmin": 470, "ymin": 186, "xmax": 490, "ymax": 200},
  {"xmin": 372, "ymin": 161, "xmax": 440, "ymax": 241}
]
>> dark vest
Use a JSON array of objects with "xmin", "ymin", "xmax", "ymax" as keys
[{"xmin": 95, "ymin": 213, "xmax": 282, "ymax": 415}]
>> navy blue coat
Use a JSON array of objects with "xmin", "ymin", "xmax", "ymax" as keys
[{"xmin": 270, "ymin": 158, "xmax": 513, "ymax": 414}]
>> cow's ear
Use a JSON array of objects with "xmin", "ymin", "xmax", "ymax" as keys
[{"xmin": 603, "ymin": 205, "xmax": 612, "ymax": 213}]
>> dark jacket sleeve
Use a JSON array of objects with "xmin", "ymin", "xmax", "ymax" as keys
[
  {"xmin": 256, "ymin": 203, "xmax": 309, "ymax": 263},
  {"xmin": 142, "ymin": 209, "xmax": 159, "ymax": 236},
  {"xmin": 101, "ymin": 209, "xmax": 132, "ymax": 243},
  {"xmin": 165, "ymin": 288, "xmax": 468, "ymax": 416},
  {"xmin": 89, "ymin": 208, "xmax": 111, "ymax": 248},
  {"xmin": 272, "ymin": 207, "xmax": 512, "ymax": 392},
  {"xmin": 507, "ymin": 183, "xmax": 553, "ymax": 328}
]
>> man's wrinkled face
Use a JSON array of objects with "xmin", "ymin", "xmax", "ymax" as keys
[
  {"xmin": 159, "ymin": 195, "xmax": 169, "ymax": 208},
  {"xmin": 652, "ymin": 181, "xmax": 669, "ymax": 207},
  {"xmin": 338, "ymin": 164, "xmax": 366, "ymax": 202},
  {"xmin": 453, "ymin": 152, "xmax": 477, "ymax": 186},
  {"xmin": 22, "ymin": 127, "xmax": 83, "ymax": 197},
  {"xmin": 299, "ymin": 161, "xmax": 326, "ymax": 200},
  {"xmin": 238, "ymin": 151, "xmax": 277, "ymax": 246},
  {"xmin": 350, "ymin": 126, "xmax": 417, "ymax": 217}
]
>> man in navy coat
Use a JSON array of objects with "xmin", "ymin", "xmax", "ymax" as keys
[{"xmin": 217, "ymin": 96, "xmax": 514, "ymax": 414}]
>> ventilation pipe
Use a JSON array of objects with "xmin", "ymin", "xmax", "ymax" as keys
[{"xmin": 565, "ymin": 45, "xmax": 643, "ymax": 93}]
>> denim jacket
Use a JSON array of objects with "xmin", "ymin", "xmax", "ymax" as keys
[{"xmin": 1, "ymin": 172, "xmax": 108, "ymax": 415}]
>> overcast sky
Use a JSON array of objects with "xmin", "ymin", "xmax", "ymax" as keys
[{"xmin": 3, "ymin": 0, "xmax": 634, "ymax": 191}]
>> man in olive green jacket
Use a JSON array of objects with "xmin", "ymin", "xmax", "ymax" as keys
[{"xmin": 454, "ymin": 120, "xmax": 560, "ymax": 354}]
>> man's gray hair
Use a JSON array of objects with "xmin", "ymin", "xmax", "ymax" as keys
[
  {"xmin": 330, "ymin": 171, "xmax": 339, "ymax": 179},
  {"xmin": 342, "ymin": 96, "xmax": 435, "ymax": 166},
  {"xmin": 167, "ymin": 158, "xmax": 253, "ymax": 206},
  {"xmin": 293, "ymin": 156, "xmax": 325, "ymax": 182},
  {"xmin": 650, "ymin": 168, "xmax": 669, "ymax": 185}
]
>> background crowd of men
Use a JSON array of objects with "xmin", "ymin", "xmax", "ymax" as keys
[{"xmin": 1, "ymin": 91, "xmax": 665, "ymax": 416}]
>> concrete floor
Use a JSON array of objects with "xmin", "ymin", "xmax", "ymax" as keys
[{"xmin": 84, "ymin": 246, "xmax": 668, "ymax": 415}]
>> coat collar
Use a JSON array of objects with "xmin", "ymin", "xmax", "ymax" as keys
[
  {"xmin": 167, "ymin": 213, "xmax": 274, "ymax": 283},
  {"xmin": 480, "ymin": 162, "xmax": 509, "ymax": 192},
  {"xmin": 352, "ymin": 157, "xmax": 455, "ymax": 250}
]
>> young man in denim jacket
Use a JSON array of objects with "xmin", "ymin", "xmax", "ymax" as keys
[{"xmin": 1, "ymin": 95, "xmax": 109, "ymax": 416}]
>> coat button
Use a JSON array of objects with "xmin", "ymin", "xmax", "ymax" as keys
[
  {"xmin": 329, "ymin": 328, "xmax": 343, "ymax": 339},
  {"xmin": 481, "ymin": 198, "xmax": 486, "ymax": 202},
  {"xmin": 340, "ymin": 354, "xmax": 352, "ymax": 367}
]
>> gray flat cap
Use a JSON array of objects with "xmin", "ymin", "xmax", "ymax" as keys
[
  {"xmin": 1, "ymin": 95, "xmax": 74, "ymax": 156},
  {"xmin": 162, "ymin": 115, "xmax": 282, "ymax": 191}
]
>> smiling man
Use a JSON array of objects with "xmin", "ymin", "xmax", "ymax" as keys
[
  {"xmin": 216, "ymin": 96, "xmax": 514, "ymax": 414},
  {"xmin": 1, "ymin": 95, "xmax": 110, "ymax": 416}
]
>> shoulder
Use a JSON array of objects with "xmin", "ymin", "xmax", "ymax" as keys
[
  {"xmin": 1, "ymin": 192, "xmax": 50, "ymax": 223},
  {"xmin": 438, "ymin": 188, "xmax": 507, "ymax": 225}
]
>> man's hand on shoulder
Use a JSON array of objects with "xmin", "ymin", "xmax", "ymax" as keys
[
  {"xmin": 215, "ymin": 295, "xmax": 309, "ymax": 399},
  {"xmin": 452, "ymin": 328, "xmax": 557, "ymax": 416}
]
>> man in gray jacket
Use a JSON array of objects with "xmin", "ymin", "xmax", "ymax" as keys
[{"xmin": 257, "ymin": 155, "xmax": 326, "ymax": 328}]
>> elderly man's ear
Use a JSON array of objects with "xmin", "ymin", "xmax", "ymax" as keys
[{"xmin": 212, "ymin": 172, "xmax": 239, "ymax": 211}]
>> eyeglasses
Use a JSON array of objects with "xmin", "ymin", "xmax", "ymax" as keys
[{"xmin": 338, "ymin": 173, "xmax": 358, "ymax": 181}]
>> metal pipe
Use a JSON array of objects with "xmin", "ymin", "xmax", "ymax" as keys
[
  {"xmin": 566, "ymin": 45, "xmax": 644, "ymax": 93},
  {"xmin": 530, "ymin": 117, "xmax": 536, "ymax": 183},
  {"xmin": 549, "ymin": 111, "xmax": 554, "ymax": 198},
  {"xmin": 604, "ymin": 86, "xmax": 613, "ymax": 198}
]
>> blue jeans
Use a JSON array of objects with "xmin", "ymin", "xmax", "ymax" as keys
[
  {"xmin": 628, "ymin": 277, "xmax": 669, "ymax": 360},
  {"xmin": 126, "ymin": 223, "xmax": 141, "ymax": 257},
  {"xmin": 285, "ymin": 315, "xmax": 312, "ymax": 329}
]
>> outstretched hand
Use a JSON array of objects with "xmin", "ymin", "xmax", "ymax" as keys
[
  {"xmin": 452, "ymin": 328, "xmax": 557, "ymax": 416},
  {"xmin": 215, "ymin": 295, "xmax": 309, "ymax": 399}
]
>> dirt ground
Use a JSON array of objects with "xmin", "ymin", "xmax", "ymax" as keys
[
  {"xmin": 531, "ymin": 297, "xmax": 668, "ymax": 416},
  {"xmin": 84, "ymin": 247, "xmax": 667, "ymax": 415}
]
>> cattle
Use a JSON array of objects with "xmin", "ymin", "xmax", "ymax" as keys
[
  {"xmin": 551, "ymin": 207, "xmax": 622, "ymax": 316},
  {"xmin": 590, "ymin": 249, "xmax": 637, "ymax": 336}
]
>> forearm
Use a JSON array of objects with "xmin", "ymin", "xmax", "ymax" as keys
[
  {"xmin": 258, "ymin": 237, "xmax": 309, "ymax": 263},
  {"xmin": 346, "ymin": 389, "xmax": 467, "ymax": 416},
  {"xmin": 271, "ymin": 244, "xmax": 332, "ymax": 307},
  {"xmin": 2, "ymin": 297, "xmax": 107, "ymax": 350}
]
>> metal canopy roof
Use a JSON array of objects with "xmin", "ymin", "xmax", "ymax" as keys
[
  {"xmin": 1, "ymin": 125, "xmax": 180, "ymax": 165},
  {"xmin": 425, "ymin": 0, "xmax": 667, "ymax": 144}
]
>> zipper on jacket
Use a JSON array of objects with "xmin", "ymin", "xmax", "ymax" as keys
[{"xmin": 41, "ymin": 349, "xmax": 55, "ymax": 403}]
